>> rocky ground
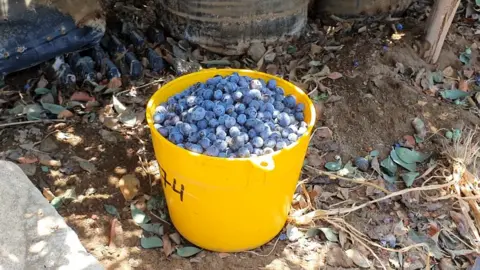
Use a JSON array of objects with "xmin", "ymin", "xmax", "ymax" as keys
[{"xmin": 1, "ymin": 1, "xmax": 480, "ymax": 269}]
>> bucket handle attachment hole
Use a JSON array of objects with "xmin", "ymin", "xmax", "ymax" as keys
[{"xmin": 251, "ymin": 156, "xmax": 275, "ymax": 171}]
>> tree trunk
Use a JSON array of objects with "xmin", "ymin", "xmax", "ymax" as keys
[{"xmin": 423, "ymin": 0, "xmax": 460, "ymax": 64}]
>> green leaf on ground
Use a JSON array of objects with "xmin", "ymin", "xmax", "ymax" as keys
[
  {"xmin": 35, "ymin": 88, "xmax": 51, "ymax": 95},
  {"xmin": 139, "ymin": 223, "xmax": 164, "ymax": 236},
  {"xmin": 176, "ymin": 246, "xmax": 202, "ymax": 257},
  {"xmin": 395, "ymin": 147, "xmax": 430, "ymax": 163},
  {"xmin": 380, "ymin": 156, "xmax": 397, "ymax": 176},
  {"xmin": 401, "ymin": 172, "xmax": 420, "ymax": 187},
  {"xmin": 390, "ymin": 149, "xmax": 417, "ymax": 172},
  {"xmin": 41, "ymin": 102, "xmax": 66, "ymax": 115},
  {"xmin": 104, "ymin": 204, "xmax": 120, "ymax": 218},
  {"xmin": 51, "ymin": 197, "xmax": 64, "ymax": 209},
  {"xmin": 140, "ymin": 236, "xmax": 163, "ymax": 249},
  {"xmin": 131, "ymin": 204, "xmax": 151, "ymax": 224},
  {"xmin": 440, "ymin": 90, "xmax": 469, "ymax": 100}
]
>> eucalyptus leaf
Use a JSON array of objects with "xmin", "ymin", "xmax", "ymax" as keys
[
  {"xmin": 118, "ymin": 109, "xmax": 137, "ymax": 127},
  {"xmin": 440, "ymin": 89, "xmax": 469, "ymax": 100},
  {"xmin": 104, "ymin": 204, "xmax": 120, "ymax": 218},
  {"xmin": 382, "ymin": 173, "xmax": 397, "ymax": 184},
  {"xmin": 369, "ymin": 150, "xmax": 379, "ymax": 158},
  {"xmin": 42, "ymin": 102, "xmax": 66, "ymax": 115},
  {"xmin": 431, "ymin": 71, "xmax": 444, "ymax": 83},
  {"xmin": 380, "ymin": 156, "xmax": 397, "ymax": 176},
  {"xmin": 104, "ymin": 88, "xmax": 120, "ymax": 94},
  {"xmin": 9, "ymin": 104, "xmax": 25, "ymax": 115},
  {"xmin": 390, "ymin": 149, "xmax": 417, "ymax": 172},
  {"xmin": 94, "ymin": 84, "xmax": 107, "ymax": 93},
  {"xmin": 139, "ymin": 223, "xmax": 164, "ymax": 236},
  {"xmin": 401, "ymin": 172, "xmax": 420, "ymax": 187},
  {"xmin": 140, "ymin": 236, "xmax": 163, "ymax": 249},
  {"xmin": 113, "ymin": 95, "xmax": 127, "ymax": 114},
  {"xmin": 35, "ymin": 88, "xmax": 51, "ymax": 95},
  {"xmin": 50, "ymin": 197, "xmax": 64, "ymax": 209},
  {"xmin": 395, "ymin": 147, "xmax": 430, "ymax": 163},
  {"xmin": 147, "ymin": 195, "xmax": 164, "ymax": 211},
  {"xmin": 24, "ymin": 104, "xmax": 44, "ymax": 120},
  {"xmin": 325, "ymin": 158, "xmax": 342, "ymax": 171},
  {"xmin": 131, "ymin": 204, "xmax": 151, "ymax": 224},
  {"xmin": 319, "ymin": 228, "xmax": 339, "ymax": 242},
  {"xmin": 408, "ymin": 229, "xmax": 444, "ymax": 259},
  {"xmin": 176, "ymin": 246, "xmax": 202, "ymax": 257},
  {"xmin": 66, "ymin": 101, "xmax": 85, "ymax": 109}
]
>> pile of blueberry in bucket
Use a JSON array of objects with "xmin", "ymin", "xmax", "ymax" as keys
[{"xmin": 153, "ymin": 73, "xmax": 308, "ymax": 158}]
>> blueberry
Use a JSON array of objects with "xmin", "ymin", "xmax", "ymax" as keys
[
  {"xmin": 154, "ymin": 112, "xmax": 166, "ymax": 124},
  {"xmin": 214, "ymin": 140, "xmax": 228, "ymax": 151},
  {"xmin": 264, "ymin": 139, "xmax": 276, "ymax": 148},
  {"xmin": 225, "ymin": 104, "xmax": 235, "ymax": 114},
  {"xmin": 253, "ymin": 148, "xmax": 263, "ymax": 156},
  {"xmin": 207, "ymin": 76, "xmax": 221, "ymax": 85},
  {"xmin": 295, "ymin": 103, "xmax": 305, "ymax": 112},
  {"xmin": 277, "ymin": 112, "xmax": 291, "ymax": 127},
  {"xmin": 245, "ymin": 142, "xmax": 254, "ymax": 153},
  {"xmin": 199, "ymin": 137, "xmax": 212, "ymax": 150},
  {"xmin": 203, "ymin": 100, "xmax": 215, "ymax": 110},
  {"xmin": 204, "ymin": 145, "xmax": 219, "ymax": 156},
  {"xmin": 237, "ymin": 147, "xmax": 251, "ymax": 158},
  {"xmin": 237, "ymin": 114, "xmax": 247, "ymax": 125},
  {"xmin": 232, "ymin": 91, "xmax": 243, "ymax": 101},
  {"xmin": 213, "ymin": 104, "xmax": 226, "ymax": 116},
  {"xmin": 243, "ymin": 94, "xmax": 253, "ymax": 104},
  {"xmin": 197, "ymin": 119, "xmax": 208, "ymax": 129},
  {"xmin": 274, "ymin": 101, "xmax": 285, "ymax": 111},
  {"xmin": 187, "ymin": 133, "xmax": 199, "ymax": 143},
  {"xmin": 198, "ymin": 129, "xmax": 209, "ymax": 138},
  {"xmin": 295, "ymin": 112, "xmax": 304, "ymax": 121},
  {"xmin": 218, "ymin": 152, "xmax": 228, "ymax": 158},
  {"xmin": 217, "ymin": 115, "xmax": 227, "ymax": 125},
  {"xmin": 248, "ymin": 89, "xmax": 262, "ymax": 100},
  {"xmin": 248, "ymin": 129, "xmax": 257, "ymax": 139},
  {"xmin": 155, "ymin": 105, "xmax": 167, "ymax": 113},
  {"xmin": 167, "ymin": 97, "xmax": 176, "ymax": 105},
  {"xmin": 192, "ymin": 106, "xmax": 206, "ymax": 121},
  {"xmin": 245, "ymin": 118, "xmax": 257, "ymax": 128},
  {"xmin": 287, "ymin": 133, "xmax": 298, "ymax": 142},
  {"xmin": 225, "ymin": 82, "xmax": 237, "ymax": 92},
  {"xmin": 260, "ymin": 129, "xmax": 272, "ymax": 140},
  {"xmin": 250, "ymin": 80, "xmax": 262, "ymax": 90},
  {"xmin": 180, "ymin": 123, "xmax": 194, "ymax": 136},
  {"xmin": 238, "ymin": 78, "xmax": 248, "ymax": 87},
  {"xmin": 229, "ymin": 126, "xmax": 241, "ymax": 137},
  {"xmin": 177, "ymin": 144, "xmax": 185, "ymax": 148},
  {"xmin": 270, "ymin": 131, "xmax": 281, "ymax": 140},
  {"xmin": 275, "ymin": 140, "xmax": 287, "ymax": 150},
  {"xmin": 207, "ymin": 133, "xmax": 217, "ymax": 142},
  {"xmin": 235, "ymin": 103, "xmax": 246, "ymax": 113},
  {"xmin": 216, "ymin": 125, "xmax": 226, "ymax": 133},
  {"xmin": 216, "ymin": 130, "xmax": 227, "ymax": 140},
  {"xmin": 158, "ymin": 126, "xmax": 169, "ymax": 137},
  {"xmin": 263, "ymin": 148, "xmax": 274, "ymax": 155},
  {"xmin": 297, "ymin": 126, "xmax": 308, "ymax": 135},
  {"xmin": 249, "ymin": 100, "xmax": 261, "ymax": 110},
  {"xmin": 171, "ymin": 116, "xmax": 181, "ymax": 125},
  {"xmin": 224, "ymin": 116, "xmax": 236, "ymax": 128},
  {"xmin": 263, "ymin": 111, "xmax": 273, "ymax": 120},
  {"xmin": 283, "ymin": 95, "xmax": 296, "ymax": 109},
  {"xmin": 168, "ymin": 132, "xmax": 184, "ymax": 144},
  {"xmin": 254, "ymin": 123, "xmax": 266, "ymax": 133},
  {"xmin": 222, "ymin": 94, "xmax": 234, "ymax": 105},
  {"xmin": 229, "ymin": 74, "xmax": 240, "ymax": 83},
  {"xmin": 252, "ymin": 137, "xmax": 264, "ymax": 148},
  {"xmin": 202, "ymin": 89, "xmax": 214, "ymax": 100},
  {"xmin": 186, "ymin": 143, "xmax": 203, "ymax": 153},
  {"xmin": 213, "ymin": 90, "xmax": 223, "ymax": 100},
  {"xmin": 267, "ymin": 79, "xmax": 277, "ymax": 89},
  {"xmin": 245, "ymin": 107, "xmax": 257, "ymax": 118}
]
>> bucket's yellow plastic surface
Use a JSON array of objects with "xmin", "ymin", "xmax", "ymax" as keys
[{"xmin": 146, "ymin": 69, "xmax": 316, "ymax": 252}]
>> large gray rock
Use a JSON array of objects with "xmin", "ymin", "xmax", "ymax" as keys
[{"xmin": 0, "ymin": 161, "xmax": 103, "ymax": 270}]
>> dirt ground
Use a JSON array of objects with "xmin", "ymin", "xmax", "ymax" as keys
[{"xmin": 1, "ymin": 2, "xmax": 480, "ymax": 270}]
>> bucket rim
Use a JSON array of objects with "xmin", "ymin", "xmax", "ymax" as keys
[{"xmin": 146, "ymin": 68, "xmax": 316, "ymax": 163}]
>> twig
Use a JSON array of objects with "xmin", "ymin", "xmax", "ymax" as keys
[
  {"xmin": 243, "ymin": 236, "xmax": 281, "ymax": 257},
  {"xmin": 304, "ymin": 165, "xmax": 391, "ymax": 194},
  {"xmin": 0, "ymin": 119, "xmax": 66, "ymax": 128},
  {"xmin": 150, "ymin": 211, "xmax": 172, "ymax": 226}
]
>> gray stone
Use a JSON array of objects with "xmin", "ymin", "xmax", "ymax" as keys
[
  {"xmin": 0, "ymin": 161, "xmax": 103, "ymax": 270},
  {"xmin": 18, "ymin": 163, "xmax": 37, "ymax": 176},
  {"xmin": 39, "ymin": 137, "xmax": 59, "ymax": 152},
  {"xmin": 247, "ymin": 43, "xmax": 266, "ymax": 62}
]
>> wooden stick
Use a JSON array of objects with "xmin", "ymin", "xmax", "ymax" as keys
[
  {"xmin": 423, "ymin": 0, "xmax": 461, "ymax": 63},
  {"xmin": 0, "ymin": 119, "xmax": 66, "ymax": 128}
]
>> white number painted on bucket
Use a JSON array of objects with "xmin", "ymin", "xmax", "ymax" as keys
[{"xmin": 160, "ymin": 166, "xmax": 185, "ymax": 202}]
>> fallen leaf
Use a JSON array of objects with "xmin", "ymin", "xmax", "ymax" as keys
[
  {"xmin": 141, "ymin": 236, "xmax": 163, "ymax": 249},
  {"xmin": 147, "ymin": 195, "xmax": 164, "ymax": 211},
  {"xmin": 391, "ymin": 148, "xmax": 417, "ymax": 172},
  {"xmin": 119, "ymin": 174, "xmax": 140, "ymax": 201},
  {"xmin": 450, "ymin": 211, "xmax": 469, "ymax": 238},
  {"xmin": 131, "ymin": 203, "xmax": 151, "ymax": 224},
  {"xmin": 41, "ymin": 103, "xmax": 66, "ymax": 115},
  {"xmin": 371, "ymin": 156, "xmax": 381, "ymax": 174},
  {"xmin": 139, "ymin": 223, "xmax": 164, "ymax": 236},
  {"xmin": 176, "ymin": 246, "xmax": 202, "ymax": 257},
  {"xmin": 71, "ymin": 91, "xmax": 95, "ymax": 102},
  {"xmin": 395, "ymin": 147, "xmax": 430, "ymax": 163},
  {"xmin": 442, "ymin": 66, "xmax": 454, "ymax": 77},
  {"xmin": 162, "ymin": 234, "xmax": 174, "ymax": 256},
  {"xmin": 394, "ymin": 220, "xmax": 408, "ymax": 236},
  {"xmin": 35, "ymin": 88, "xmax": 51, "ymax": 95},
  {"xmin": 319, "ymin": 228, "xmax": 339, "ymax": 242},
  {"xmin": 401, "ymin": 172, "xmax": 420, "ymax": 187},
  {"xmin": 118, "ymin": 109, "xmax": 138, "ymax": 127},
  {"xmin": 169, "ymin": 232, "xmax": 182, "ymax": 245},
  {"xmin": 427, "ymin": 221, "xmax": 440, "ymax": 237},
  {"xmin": 310, "ymin": 44, "xmax": 322, "ymax": 54},
  {"xmin": 108, "ymin": 77, "xmax": 122, "ymax": 89},
  {"xmin": 72, "ymin": 156, "xmax": 97, "ymax": 173},
  {"xmin": 99, "ymin": 129, "xmax": 118, "ymax": 143},
  {"xmin": 58, "ymin": 110, "xmax": 74, "ymax": 119},
  {"xmin": 18, "ymin": 155, "xmax": 38, "ymax": 164},
  {"xmin": 50, "ymin": 196, "xmax": 64, "ymax": 209},
  {"xmin": 440, "ymin": 89, "xmax": 470, "ymax": 100},
  {"xmin": 339, "ymin": 230, "xmax": 348, "ymax": 247},
  {"xmin": 113, "ymin": 96, "xmax": 127, "ymax": 114},
  {"xmin": 38, "ymin": 155, "xmax": 62, "ymax": 167},
  {"xmin": 286, "ymin": 224, "xmax": 304, "ymax": 241},
  {"xmin": 109, "ymin": 218, "xmax": 124, "ymax": 248},
  {"xmin": 327, "ymin": 72, "xmax": 343, "ymax": 80},
  {"xmin": 345, "ymin": 249, "xmax": 371, "ymax": 268},
  {"xmin": 104, "ymin": 204, "xmax": 120, "ymax": 218},
  {"xmin": 42, "ymin": 188, "xmax": 55, "ymax": 201},
  {"xmin": 407, "ymin": 229, "xmax": 444, "ymax": 259},
  {"xmin": 316, "ymin": 127, "xmax": 333, "ymax": 138},
  {"xmin": 459, "ymin": 80, "xmax": 469, "ymax": 91}
]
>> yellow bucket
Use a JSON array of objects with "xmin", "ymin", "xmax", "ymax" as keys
[{"xmin": 146, "ymin": 69, "xmax": 316, "ymax": 252}]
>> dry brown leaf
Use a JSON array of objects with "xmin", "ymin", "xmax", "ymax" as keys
[
  {"xmin": 316, "ymin": 127, "xmax": 332, "ymax": 138},
  {"xmin": 266, "ymin": 64, "xmax": 278, "ymax": 75},
  {"xmin": 38, "ymin": 155, "xmax": 62, "ymax": 167},
  {"xmin": 450, "ymin": 211, "xmax": 470, "ymax": 238},
  {"xmin": 442, "ymin": 66, "xmax": 454, "ymax": 77},
  {"xmin": 339, "ymin": 230, "xmax": 348, "ymax": 248},
  {"xmin": 58, "ymin": 110, "xmax": 74, "ymax": 119},
  {"xmin": 313, "ymin": 102, "xmax": 324, "ymax": 121},
  {"xmin": 118, "ymin": 174, "xmax": 140, "ymax": 201},
  {"xmin": 345, "ymin": 249, "xmax": 371, "ymax": 268},
  {"xmin": 162, "ymin": 234, "xmax": 174, "ymax": 256},
  {"xmin": 42, "ymin": 188, "xmax": 55, "ymax": 201},
  {"xmin": 18, "ymin": 155, "xmax": 38, "ymax": 164},
  {"xmin": 109, "ymin": 218, "xmax": 124, "ymax": 248},
  {"xmin": 459, "ymin": 80, "xmax": 469, "ymax": 92},
  {"xmin": 327, "ymin": 72, "xmax": 343, "ymax": 80},
  {"xmin": 71, "ymin": 91, "xmax": 95, "ymax": 102},
  {"xmin": 108, "ymin": 77, "xmax": 123, "ymax": 89},
  {"xmin": 310, "ymin": 44, "xmax": 322, "ymax": 55}
]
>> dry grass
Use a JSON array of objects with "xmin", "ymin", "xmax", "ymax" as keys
[{"xmin": 290, "ymin": 126, "xmax": 480, "ymax": 269}]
